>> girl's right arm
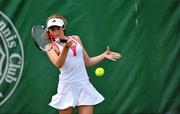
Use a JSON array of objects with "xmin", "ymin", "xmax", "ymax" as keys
[{"xmin": 45, "ymin": 39, "xmax": 72, "ymax": 68}]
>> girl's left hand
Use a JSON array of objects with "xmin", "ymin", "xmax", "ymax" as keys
[
  {"xmin": 104, "ymin": 46, "xmax": 122, "ymax": 61},
  {"xmin": 65, "ymin": 38, "xmax": 73, "ymax": 47}
]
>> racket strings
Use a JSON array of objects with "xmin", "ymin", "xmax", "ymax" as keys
[{"xmin": 31, "ymin": 25, "xmax": 51, "ymax": 51}]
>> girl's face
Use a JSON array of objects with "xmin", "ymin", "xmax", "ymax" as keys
[{"xmin": 48, "ymin": 26, "xmax": 64, "ymax": 38}]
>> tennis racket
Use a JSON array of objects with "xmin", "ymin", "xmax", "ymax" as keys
[
  {"xmin": 31, "ymin": 25, "xmax": 50, "ymax": 52},
  {"xmin": 31, "ymin": 25, "xmax": 68, "ymax": 52}
]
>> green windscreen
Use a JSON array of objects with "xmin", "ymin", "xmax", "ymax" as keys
[{"xmin": 0, "ymin": 0, "xmax": 179, "ymax": 114}]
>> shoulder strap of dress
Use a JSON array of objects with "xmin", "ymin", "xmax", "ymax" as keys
[{"xmin": 70, "ymin": 35, "xmax": 80, "ymax": 44}]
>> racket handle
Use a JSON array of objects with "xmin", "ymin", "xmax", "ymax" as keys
[
  {"xmin": 60, "ymin": 39, "xmax": 67, "ymax": 43},
  {"xmin": 55, "ymin": 38, "xmax": 67, "ymax": 43}
]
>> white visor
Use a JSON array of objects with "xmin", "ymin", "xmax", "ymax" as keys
[{"xmin": 47, "ymin": 18, "xmax": 64, "ymax": 28}]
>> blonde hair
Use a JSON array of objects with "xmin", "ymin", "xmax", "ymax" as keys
[{"xmin": 46, "ymin": 13, "xmax": 67, "ymax": 28}]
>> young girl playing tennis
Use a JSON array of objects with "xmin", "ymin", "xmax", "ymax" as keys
[{"xmin": 45, "ymin": 13, "xmax": 121, "ymax": 114}]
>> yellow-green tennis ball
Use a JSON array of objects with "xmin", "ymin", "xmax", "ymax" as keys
[{"xmin": 95, "ymin": 67, "xmax": 105, "ymax": 77}]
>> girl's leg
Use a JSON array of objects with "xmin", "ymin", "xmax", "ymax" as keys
[
  {"xmin": 77, "ymin": 105, "xmax": 93, "ymax": 114},
  {"xmin": 59, "ymin": 107, "xmax": 73, "ymax": 114}
]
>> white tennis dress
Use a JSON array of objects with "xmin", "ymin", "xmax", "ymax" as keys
[{"xmin": 49, "ymin": 35, "xmax": 104, "ymax": 110}]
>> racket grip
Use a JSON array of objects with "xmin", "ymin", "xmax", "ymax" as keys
[{"xmin": 60, "ymin": 39, "xmax": 67, "ymax": 43}]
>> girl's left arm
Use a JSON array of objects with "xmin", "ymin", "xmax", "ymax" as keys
[{"xmin": 74, "ymin": 36, "xmax": 122, "ymax": 67}]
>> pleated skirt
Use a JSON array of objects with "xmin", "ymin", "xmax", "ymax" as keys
[{"xmin": 49, "ymin": 80, "xmax": 104, "ymax": 110}]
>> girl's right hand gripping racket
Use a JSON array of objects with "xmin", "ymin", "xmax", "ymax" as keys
[
  {"xmin": 31, "ymin": 25, "xmax": 50, "ymax": 52},
  {"xmin": 31, "ymin": 25, "xmax": 68, "ymax": 52}
]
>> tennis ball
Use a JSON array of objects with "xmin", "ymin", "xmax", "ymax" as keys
[{"xmin": 95, "ymin": 67, "xmax": 105, "ymax": 77}]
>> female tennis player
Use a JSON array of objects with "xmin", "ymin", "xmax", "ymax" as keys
[{"xmin": 45, "ymin": 13, "xmax": 122, "ymax": 114}]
